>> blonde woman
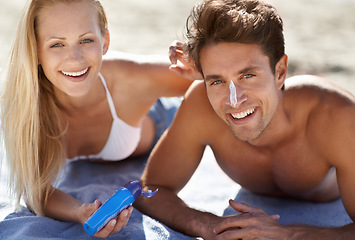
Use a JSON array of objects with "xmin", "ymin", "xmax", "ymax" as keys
[{"xmin": 0, "ymin": 0, "xmax": 193, "ymax": 238}]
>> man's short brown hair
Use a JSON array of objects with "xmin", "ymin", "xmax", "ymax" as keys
[{"xmin": 186, "ymin": 0, "xmax": 285, "ymax": 76}]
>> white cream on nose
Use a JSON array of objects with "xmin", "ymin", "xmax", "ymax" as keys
[{"xmin": 229, "ymin": 81, "xmax": 238, "ymax": 107}]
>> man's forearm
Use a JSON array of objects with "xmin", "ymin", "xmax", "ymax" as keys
[
  {"xmin": 286, "ymin": 223, "xmax": 355, "ymax": 240},
  {"xmin": 134, "ymin": 187, "xmax": 220, "ymax": 238},
  {"xmin": 135, "ymin": 189, "xmax": 355, "ymax": 239}
]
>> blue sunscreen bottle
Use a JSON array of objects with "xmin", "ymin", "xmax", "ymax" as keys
[{"xmin": 83, "ymin": 180, "xmax": 158, "ymax": 236}]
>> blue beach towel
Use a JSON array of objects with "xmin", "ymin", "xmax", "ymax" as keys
[
  {"xmin": 0, "ymin": 157, "xmax": 194, "ymax": 240},
  {"xmin": 226, "ymin": 189, "xmax": 352, "ymax": 227},
  {"xmin": 0, "ymin": 147, "xmax": 352, "ymax": 239}
]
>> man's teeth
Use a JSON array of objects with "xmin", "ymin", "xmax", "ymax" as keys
[
  {"xmin": 62, "ymin": 68, "xmax": 88, "ymax": 77},
  {"xmin": 231, "ymin": 108, "xmax": 255, "ymax": 119}
]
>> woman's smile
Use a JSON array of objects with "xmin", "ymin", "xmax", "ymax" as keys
[{"xmin": 61, "ymin": 67, "xmax": 89, "ymax": 77}]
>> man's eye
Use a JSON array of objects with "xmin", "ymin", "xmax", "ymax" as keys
[
  {"xmin": 211, "ymin": 80, "xmax": 222, "ymax": 85},
  {"xmin": 244, "ymin": 74, "xmax": 255, "ymax": 79}
]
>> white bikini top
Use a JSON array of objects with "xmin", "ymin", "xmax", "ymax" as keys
[{"xmin": 67, "ymin": 73, "xmax": 141, "ymax": 161}]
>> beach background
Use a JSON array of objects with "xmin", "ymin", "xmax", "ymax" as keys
[
  {"xmin": 1, "ymin": 0, "xmax": 354, "ymax": 92},
  {"xmin": 0, "ymin": 0, "xmax": 354, "ymax": 221}
]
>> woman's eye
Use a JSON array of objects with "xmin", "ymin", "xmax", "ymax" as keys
[
  {"xmin": 50, "ymin": 43, "xmax": 63, "ymax": 48},
  {"xmin": 81, "ymin": 39, "xmax": 94, "ymax": 44}
]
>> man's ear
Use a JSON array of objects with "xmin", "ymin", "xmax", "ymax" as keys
[
  {"xmin": 103, "ymin": 29, "xmax": 110, "ymax": 55},
  {"xmin": 275, "ymin": 54, "xmax": 288, "ymax": 90}
]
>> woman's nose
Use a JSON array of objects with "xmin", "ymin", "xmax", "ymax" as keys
[{"xmin": 66, "ymin": 45, "xmax": 83, "ymax": 62}]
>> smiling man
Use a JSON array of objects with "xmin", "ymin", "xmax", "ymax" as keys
[{"xmin": 135, "ymin": 0, "xmax": 355, "ymax": 239}]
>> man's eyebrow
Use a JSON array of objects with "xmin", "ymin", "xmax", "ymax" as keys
[
  {"xmin": 239, "ymin": 66, "xmax": 260, "ymax": 74},
  {"xmin": 205, "ymin": 74, "xmax": 222, "ymax": 82},
  {"xmin": 204, "ymin": 66, "xmax": 260, "ymax": 81}
]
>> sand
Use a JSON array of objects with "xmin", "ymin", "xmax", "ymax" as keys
[{"xmin": 0, "ymin": 0, "xmax": 354, "ymax": 92}]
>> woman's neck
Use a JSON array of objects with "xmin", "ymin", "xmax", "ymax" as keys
[{"xmin": 55, "ymin": 74, "xmax": 106, "ymax": 115}]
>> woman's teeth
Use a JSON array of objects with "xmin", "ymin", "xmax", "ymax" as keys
[{"xmin": 62, "ymin": 68, "xmax": 88, "ymax": 77}]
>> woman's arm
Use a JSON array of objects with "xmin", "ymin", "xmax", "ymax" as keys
[
  {"xmin": 102, "ymin": 50, "xmax": 196, "ymax": 100},
  {"xmin": 43, "ymin": 187, "xmax": 132, "ymax": 238}
]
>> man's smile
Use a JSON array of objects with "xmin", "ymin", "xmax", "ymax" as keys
[{"xmin": 231, "ymin": 107, "xmax": 256, "ymax": 120}]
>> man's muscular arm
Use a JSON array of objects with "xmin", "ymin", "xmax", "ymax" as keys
[{"xmin": 134, "ymin": 82, "xmax": 224, "ymax": 238}]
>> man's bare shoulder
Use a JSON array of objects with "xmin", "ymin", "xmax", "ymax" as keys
[
  {"xmin": 285, "ymin": 75, "xmax": 354, "ymax": 112},
  {"xmin": 183, "ymin": 80, "xmax": 211, "ymax": 109},
  {"xmin": 285, "ymin": 75, "xmax": 354, "ymax": 101},
  {"xmin": 285, "ymin": 75, "xmax": 355, "ymax": 164},
  {"xmin": 183, "ymin": 80, "xmax": 224, "ymax": 119},
  {"xmin": 178, "ymin": 80, "xmax": 227, "ymax": 137},
  {"xmin": 284, "ymin": 75, "xmax": 354, "ymax": 114}
]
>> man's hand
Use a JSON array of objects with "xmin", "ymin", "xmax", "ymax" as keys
[
  {"xmin": 168, "ymin": 40, "xmax": 203, "ymax": 80},
  {"xmin": 211, "ymin": 200, "xmax": 292, "ymax": 240},
  {"xmin": 78, "ymin": 200, "xmax": 133, "ymax": 238}
]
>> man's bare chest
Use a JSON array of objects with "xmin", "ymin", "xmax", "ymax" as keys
[{"xmin": 210, "ymin": 136, "xmax": 336, "ymax": 200}]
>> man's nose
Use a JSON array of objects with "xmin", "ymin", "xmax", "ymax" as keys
[{"xmin": 227, "ymin": 80, "xmax": 247, "ymax": 107}]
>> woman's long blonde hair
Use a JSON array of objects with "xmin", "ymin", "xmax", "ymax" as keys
[{"xmin": 0, "ymin": 0, "xmax": 108, "ymax": 216}]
